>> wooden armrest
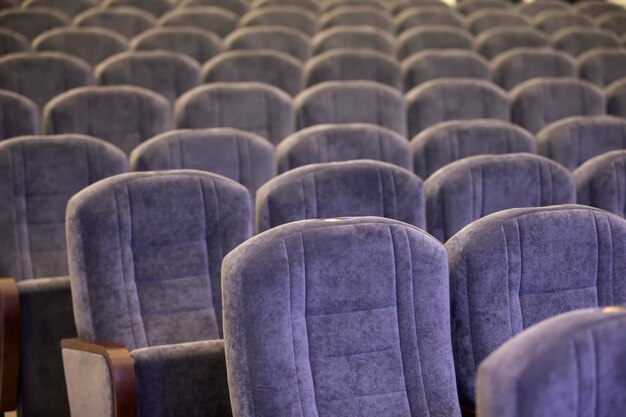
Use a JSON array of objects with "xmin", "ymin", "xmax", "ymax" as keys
[
  {"xmin": 0, "ymin": 277, "xmax": 19, "ymax": 412},
  {"xmin": 461, "ymin": 404, "xmax": 476, "ymax": 416},
  {"xmin": 61, "ymin": 338, "xmax": 137, "ymax": 417}
]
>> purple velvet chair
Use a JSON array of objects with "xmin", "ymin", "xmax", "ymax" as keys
[
  {"xmin": 130, "ymin": 27, "xmax": 222, "ymax": 64},
  {"xmin": 0, "ymin": 90, "xmax": 38, "ymax": 140},
  {"xmin": 575, "ymin": 150, "xmax": 626, "ymax": 217}
]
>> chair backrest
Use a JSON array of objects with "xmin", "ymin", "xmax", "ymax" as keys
[
  {"xmin": 0, "ymin": 28, "xmax": 29, "ymax": 55},
  {"xmin": 129, "ymin": 128, "xmax": 275, "ymax": 199},
  {"xmin": 295, "ymin": 81, "xmax": 406, "ymax": 135},
  {"xmin": 532, "ymin": 10, "xmax": 594, "ymax": 34},
  {"xmin": 397, "ymin": 26, "xmax": 474, "ymax": 60},
  {"xmin": 224, "ymin": 27, "xmax": 311, "ymax": 62},
  {"xmin": 182, "ymin": 0, "xmax": 249, "ymax": 15},
  {"xmin": 23, "ymin": 0, "xmax": 92, "ymax": 17},
  {"xmin": 251, "ymin": 0, "xmax": 316, "ymax": 13},
  {"xmin": 551, "ymin": 27, "xmax": 621, "ymax": 57},
  {"xmin": 492, "ymin": 47, "xmax": 576, "ymax": 90},
  {"xmin": 597, "ymin": 12, "xmax": 626, "ymax": 38},
  {"xmin": 574, "ymin": 0, "xmax": 624, "ymax": 18},
  {"xmin": 536, "ymin": 115, "xmax": 626, "ymax": 171},
  {"xmin": 456, "ymin": 0, "xmax": 511, "ymax": 15},
  {"xmin": 202, "ymin": 50, "xmax": 303, "ymax": 96},
  {"xmin": 33, "ymin": 27, "xmax": 127, "ymax": 66},
  {"xmin": 575, "ymin": 150, "xmax": 626, "ymax": 217},
  {"xmin": 319, "ymin": 6, "xmax": 394, "ymax": 32},
  {"xmin": 406, "ymin": 79, "xmax": 510, "ymax": 137},
  {"xmin": 402, "ymin": 50, "xmax": 491, "ymax": 91},
  {"xmin": 256, "ymin": 160, "xmax": 425, "ymax": 232},
  {"xmin": 446, "ymin": 204, "xmax": 626, "ymax": 406},
  {"xmin": 223, "ymin": 216, "xmax": 461, "ymax": 417},
  {"xmin": 158, "ymin": 7, "xmax": 238, "ymax": 37},
  {"xmin": 96, "ymin": 50, "xmax": 200, "ymax": 102},
  {"xmin": 311, "ymin": 26, "xmax": 395, "ymax": 56},
  {"xmin": 510, "ymin": 77, "xmax": 605, "ymax": 134},
  {"xmin": 466, "ymin": 10, "xmax": 530, "ymax": 35},
  {"xmin": 0, "ymin": 90, "xmax": 38, "ymax": 140},
  {"xmin": 474, "ymin": 27, "xmax": 549, "ymax": 59},
  {"xmin": 395, "ymin": 7, "xmax": 465, "ymax": 34},
  {"xmin": 477, "ymin": 307, "xmax": 626, "ymax": 417},
  {"xmin": 276, "ymin": 123, "xmax": 411, "ymax": 173},
  {"xmin": 323, "ymin": 0, "xmax": 386, "ymax": 13},
  {"xmin": 607, "ymin": 78, "xmax": 626, "ymax": 118},
  {"xmin": 392, "ymin": 0, "xmax": 450, "ymax": 15},
  {"xmin": 175, "ymin": 83, "xmax": 294, "ymax": 145},
  {"xmin": 130, "ymin": 27, "xmax": 222, "ymax": 64},
  {"xmin": 0, "ymin": 7, "xmax": 69, "ymax": 41},
  {"xmin": 0, "ymin": 51, "xmax": 92, "ymax": 110},
  {"xmin": 0, "ymin": 134, "xmax": 127, "ymax": 281},
  {"xmin": 103, "ymin": 0, "xmax": 174, "ymax": 17},
  {"xmin": 411, "ymin": 119, "xmax": 536, "ymax": 179},
  {"xmin": 304, "ymin": 49, "xmax": 402, "ymax": 90},
  {"xmin": 578, "ymin": 48, "xmax": 626, "ymax": 87},
  {"xmin": 44, "ymin": 85, "xmax": 171, "ymax": 154},
  {"xmin": 516, "ymin": 0, "xmax": 570, "ymax": 18},
  {"xmin": 67, "ymin": 170, "xmax": 252, "ymax": 349},
  {"xmin": 74, "ymin": 7, "xmax": 156, "ymax": 39},
  {"xmin": 238, "ymin": 7, "xmax": 317, "ymax": 36}
]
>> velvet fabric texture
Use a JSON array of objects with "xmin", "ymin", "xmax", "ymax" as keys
[
  {"xmin": 44, "ymin": 85, "xmax": 172, "ymax": 154},
  {"xmin": 224, "ymin": 27, "xmax": 311, "ymax": 62},
  {"xmin": 66, "ymin": 170, "xmax": 252, "ymax": 348},
  {"xmin": 402, "ymin": 50, "xmax": 491, "ymax": 91},
  {"xmin": 597, "ymin": 12, "xmax": 626, "ymax": 37},
  {"xmin": 0, "ymin": 90, "xmax": 38, "ymax": 140},
  {"xmin": 256, "ymin": 160, "xmax": 425, "ymax": 232},
  {"xmin": 104, "ymin": 0, "xmax": 174, "ymax": 17},
  {"xmin": 551, "ymin": 27, "xmax": 621, "ymax": 57},
  {"xmin": 392, "ymin": 0, "xmax": 450, "ymax": 15},
  {"xmin": 253, "ymin": 0, "xmax": 318, "ymax": 13},
  {"xmin": 96, "ymin": 51, "xmax": 201, "ymax": 102},
  {"xmin": 295, "ymin": 81, "xmax": 406, "ymax": 136},
  {"xmin": 74, "ymin": 7, "xmax": 156, "ymax": 39},
  {"xmin": 575, "ymin": 150, "xmax": 626, "ymax": 217},
  {"xmin": 129, "ymin": 128, "xmax": 275, "ymax": 199},
  {"xmin": 578, "ymin": 49, "xmax": 626, "ymax": 87},
  {"xmin": 466, "ymin": 10, "xmax": 531, "ymax": 35},
  {"xmin": 130, "ymin": 27, "xmax": 223, "ymax": 64},
  {"xmin": 456, "ymin": 0, "xmax": 511, "ymax": 15},
  {"xmin": 411, "ymin": 120, "xmax": 536, "ymax": 179},
  {"xmin": 318, "ymin": 7, "xmax": 394, "ymax": 32},
  {"xmin": 396, "ymin": 27, "xmax": 474, "ymax": 60},
  {"xmin": 491, "ymin": 48, "xmax": 576, "ymax": 90},
  {"xmin": 32, "ymin": 27, "xmax": 128, "ymax": 66},
  {"xmin": 23, "ymin": 0, "xmax": 92, "ymax": 17},
  {"xmin": 202, "ymin": 50, "xmax": 303, "ymax": 96},
  {"xmin": 395, "ymin": 7, "xmax": 466, "ymax": 34},
  {"xmin": 0, "ymin": 8, "xmax": 69, "ymax": 41},
  {"xmin": 276, "ymin": 123, "xmax": 411, "ymax": 173},
  {"xmin": 532, "ymin": 11, "xmax": 594, "ymax": 34},
  {"xmin": 406, "ymin": 79, "xmax": 510, "ymax": 138},
  {"xmin": 606, "ymin": 78, "xmax": 626, "ymax": 118},
  {"xmin": 18, "ymin": 278, "xmax": 77, "ymax": 417},
  {"xmin": 311, "ymin": 27, "xmax": 395, "ymax": 56},
  {"xmin": 0, "ymin": 135, "xmax": 127, "ymax": 281},
  {"xmin": 426, "ymin": 153, "xmax": 575, "ymax": 242},
  {"xmin": 238, "ymin": 7, "xmax": 317, "ymax": 36},
  {"xmin": 516, "ymin": 1, "xmax": 570, "ymax": 18},
  {"xmin": 477, "ymin": 308, "xmax": 626, "ymax": 417},
  {"xmin": 183, "ymin": 0, "xmax": 249, "ymax": 15},
  {"xmin": 304, "ymin": 49, "xmax": 402, "ymax": 90},
  {"xmin": 474, "ymin": 27, "xmax": 549, "ymax": 59},
  {"xmin": 0, "ymin": 28, "xmax": 31, "ymax": 55},
  {"xmin": 158, "ymin": 7, "xmax": 238, "ymax": 37},
  {"xmin": 536, "ymin": 115, "xmax": 626, "ymax": 171},
  {"xmin": 574, "ymin": 1, "xmax": 624, "ymax": 17},
  {"xmin": 446, "ymin": 204, "xmax": 626, "ymax": 406},
  {"xmin": 175, "ymin": 83, "xmax": 294, "ymax": 145},
  {"xmin": 510, "ymin": 78, "xmax": 605, "ymax": 134},
  {"xmin": 222, "ymin": 216, "xmax": 461, "ymax": 417},
  {"xmin": 323, "ymin": 0, "xmax": 386, "ymax": 13},
  {"xmin": 0, "ymin": 52, "xmax": 92, "ymax": 111}
]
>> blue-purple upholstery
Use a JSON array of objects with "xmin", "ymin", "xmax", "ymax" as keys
[
  {"xmin": 396, "ymin": 26, "xmax": 474, "ymax": 60},
  {"xmin": 491, "ymin": 48, "xmax": 576, "ymax": 90},
  {"xmin": 575, "ymin": 150, "xmax": 626, "ymax": 217},
  {"xmin": 0, "ymin": 90, "xmax": 38, "ymax": 140},
  {"xmin": 158, "ymin": 6, "xmax": 238, "ymax": 37},
  {"xmin": 74, "ymin": 7, "xmax": 156, "ymax": 39},
  {"xmin": 130, "ymin": 27, "xmax": 222, "ymax": 64},
  {"xmin": 224, "ymin": 27, "xmax": 311, "ymax": 62}
]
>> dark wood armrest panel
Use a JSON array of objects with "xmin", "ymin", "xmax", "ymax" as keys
[
  {"xmin": 61, "ymin": 338, "xmax": 137, "ymax": 417},
  {"xmin": 461, "ymin": 404, "xmax": 476, "ymax": 416},
  {"xmin": 0, "ymin": 277, "xmax": 19, "ymax": 412}
]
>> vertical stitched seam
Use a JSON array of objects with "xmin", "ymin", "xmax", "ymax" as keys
[
  {"xmin": 590, "ymin": 329, "xmax": 598, "ymax": 417},
  {"xmin": 591, "ymin": 213, "xmax": 601, "ymax": 306},
  {"xmin": 20, "ymin": 145, "xmax": 33, "ymax": 278},
  {"xmin": 311, "ymin": 173, "xmax": 318, "ymax": 218},
  {"xmin": 515, "ymin": 218, "xmax": 525, "ymax": 328},
  {"xmin": 464, "ymin": 248, "xmax": 478, "ymax": 372},
  {"xmin": 502, "ymin": 225, "xmax": 514, "ymax": 339},
  {"xmin": 376, "ymin": 167, "xmax": 385, "ymax": 217},
  {"xmin": 605, "ymin": 213, "xmax": 615, "ymax": 305},
  {"xmin": 571, "ymin": 340, "xmax": 580, "ymax": 417}
]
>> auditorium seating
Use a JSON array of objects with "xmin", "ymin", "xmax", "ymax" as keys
[
  {"xmin": 457, "ymin": 0, "xmax": 510, "ymax": 16},
  {"xmin": 447, "ymin": 204, "xmax": 626, "ymax": 409},
  {"xmin": 158, "ymin": 7, "xmax": 238, "ymax": 37},
  {"xmin": 44, "ymin": 85, "xmax": 171, "ymax": 154},
  {"xmin": 516, "ymin": 0, "xmax": 570, "ymax": 18},
  {"xmin": 0, "ymin": 90, "xmax": 38, "ymax": 139},
  {"xmin": 578, "ymin": 48, "xmax": 626, "ymax": 87},
  {"xmin": 276, "ymin": 123, "xmax": 411, "ymax": 173},
  {"xmin": 175, "ymin": 82, "xmax": 294, "ymax": 145},
  {"xmin": 575, "ymin": 150, "xmax": 626, "ymax": 217},
  {"xmin": 222, "ymin": 216, "xmax": 462, "ymax": 417},
  {"xmin": 238, "ymin": 6, "xmax": 317, "ymax": 36},
  {"xmin": 411, "ymin": 119, "xmax": 536, "ymax": 179},
  {"xmin": 550, "ymin": 27, "xmax": 621, "ymax": 57},
  {"xmin": 395, "ymin": 7, "xmax": 465, "ymax": 34},
  {"xmin": 0, "ymin": 134, "xmax": 127, "ymax": 417},
  {"xmin": 474, "ymin": 27, "xmax": 549, "ymax": 59},
  {"xmin": 396, "ymin": 26, "xmax": 473, "ymax": 59},
  {"xmin": 311, "ymin": 26, "xmax": 395, "ymax": 55},
  {"xmin": 532, "ymin": 10, "xmax": 594, "ymax": 34},
  {"xmin": 606, "ymin": 78, "xmax": 626, "ymax": 117},
  {"xmin": 392, "ymin": 0, "xmax": 449, "ymax": 15},
  {"xmin": 323, "ymin": 0, "xmax": 386, "ymax": 12},
  {"xmin": 319, "ymin": 6, "xmax": 394, "ymax": 31},
  {"xmin": 74, "ymin": 7, "xmax": 156, "ymax": 39},
  {"xmin": 574, "ymin": 0, "xmax": 624, "ymax": 18},
  {"xmin": 491, "ymin": 48, "xmax": 576, "ymax": 90},
  {"xmin": 402, "ymin": 50, "xmax": 491, "ymax": 90},
  {"xmin": 478, "ymin": 307, "xmax": 626, "ymax": 417},
  {"xmin": 23, "ymin": 0, "xmax": 92, "ymax": 18},
  {"xmin": 130, "ymin": 27, "xmax": 222, "ymax": 63},
  {"xmin": 0, "ymin": 29, "xmax": 29, "ymax": 56},
  {"xmin": 183, "ymin": 0, "xmax": 249, "ymax": 15},
  {"xmin": 536, "ymin": 115, "xmax": 626, "ymax": 171},
  {"xmin": 597, "ymin": 11, "xmax": 626, "ymax": 37},
  {"xmin": 253, "ymin": 0, "xmax": 318, "ymax": 13},
  {"xmin": 224, "ymin": 27, "xmax": 311, "ymax": 61},
  {"xmin": 0, "ymin": 8, "xmax": 69, "ymax": 41},
  {"xmin": 466, "ymin": 10, "xmax": 531, "ymax": 35},
  {"xmin": 103, "ymin": 0, "xmax": 174, "ymax": 17},
  {"xmin": 61, "ymin": 170, "xmax": 250, "ymax": 417},
  {"xmin": 129, "ymin": 127, "xmax": 275, "ymax": 199}
]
